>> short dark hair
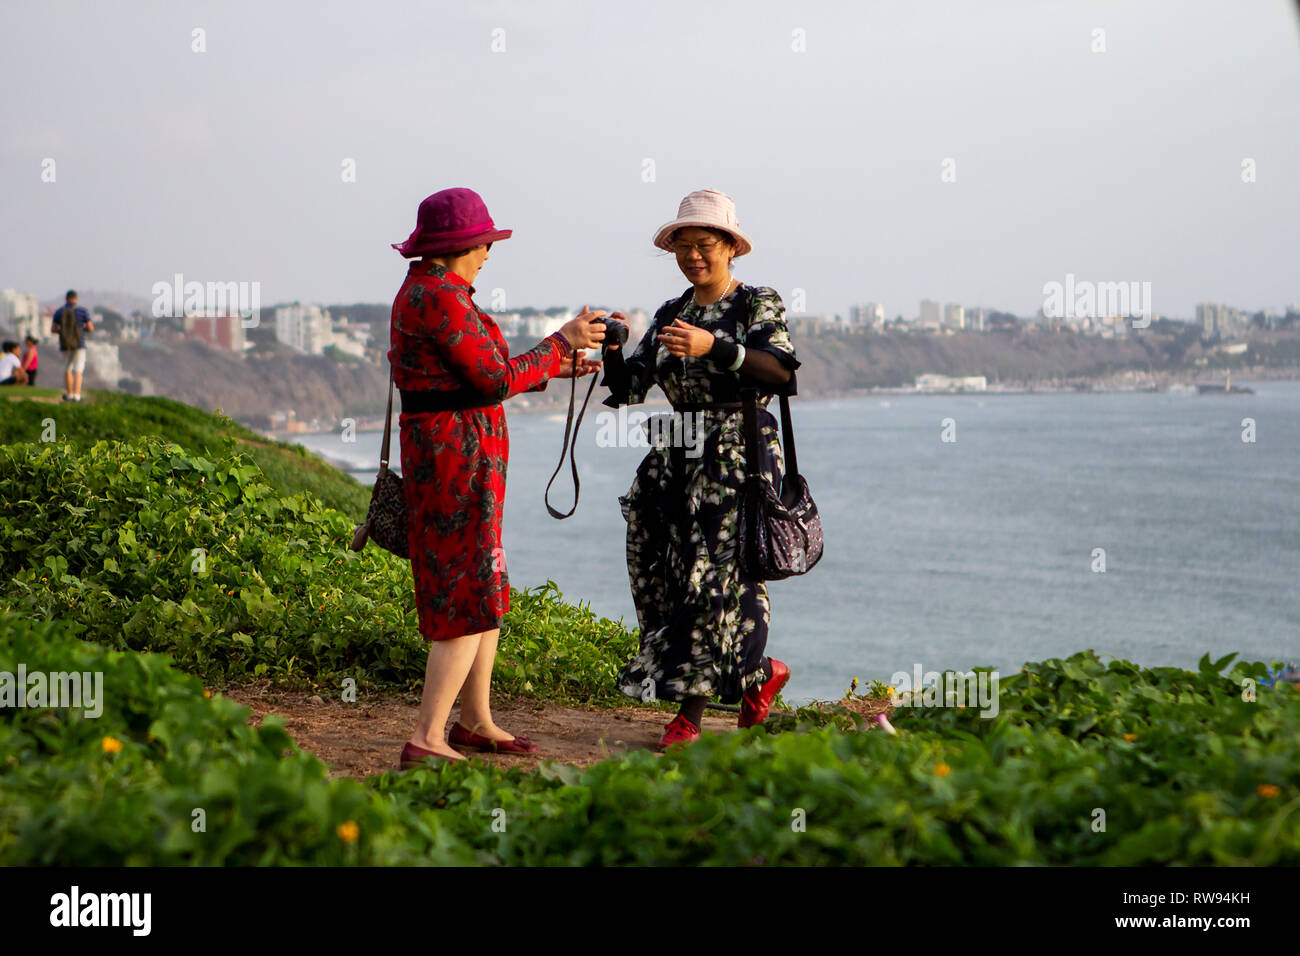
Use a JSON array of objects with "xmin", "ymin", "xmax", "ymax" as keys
[
  {"xmin": 2, "ymin": 341, "xmax": 18, "ymax": 352},
  {"xmin": 66, "ymin": 290, "xmax": 77, "ymax": 300},
  {"xmin": 24, "ymin": 335, "xmax": 37, "ymax": 344}
]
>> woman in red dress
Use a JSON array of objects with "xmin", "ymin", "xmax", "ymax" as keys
[{"xmin": 389, "ymin": 188, "xmax": 607, "ymax": 768}]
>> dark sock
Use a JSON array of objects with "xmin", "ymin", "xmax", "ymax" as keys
[
  {"xmin": 678, "ymin": 695, "xmax": 707, "ymax": 728},
  {"xmin": 760, "ymin": 658, "xmax": 774, "ymax": 683}
]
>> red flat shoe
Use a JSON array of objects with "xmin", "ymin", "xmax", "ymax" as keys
[
  {"xmin": 657, "ymin": 714, "xmax": 701, "ymax": 751},
  {"xmin": 738, "ymin": 659, "xmax": 790, "ymax": 728},
  {"xmin": 449, "ymin": 722, "xmax": 538, "ymax": 755},
  {"xmin": 399, "ymin": 741, "xmax": 458, "ymax": 770}
]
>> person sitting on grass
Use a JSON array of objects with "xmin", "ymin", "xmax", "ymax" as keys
[{"xmin": 0, "ymin": 341, "xmax": 29, "ymax": 386}]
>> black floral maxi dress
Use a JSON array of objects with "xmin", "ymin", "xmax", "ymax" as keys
[{"xmin": 603, "ymin": 284, "xmax": 800, "ymax": 705}]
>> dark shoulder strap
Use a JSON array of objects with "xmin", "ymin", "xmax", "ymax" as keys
[
  {"xmin": 655, "ymin": 289, "xmax": 695, "ymax": 330},
  {"xmin": 380, "ymin": 364, "xmax": 395, "ymax": 472},
  {"xmin": 743, "ymin": 390, "xmax": 802, "ymax": 502}
]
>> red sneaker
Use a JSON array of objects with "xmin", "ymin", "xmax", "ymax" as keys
[
  {"xmin": 657, "ymin": 714, "xmax": 701, "ymax": 751},
  {"xmin": 738, "ymin": 659, "xmax": 790, "ymax": 728}
]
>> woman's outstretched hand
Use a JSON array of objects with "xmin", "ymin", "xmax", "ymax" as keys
[
  {"xmin": 659, "ymin": 318, "xmax": 713, "ymax": 358},
  {"xmin": 560, "ymin": 305, "xmax": 608, "ymax": 351},
  {"xmin": 553, "ymin": 352, "xmax": 602, "ymax": 378}
]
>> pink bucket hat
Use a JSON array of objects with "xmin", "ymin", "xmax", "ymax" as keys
[
  {"xmin": 652, "ymin": 188, "xmax": 753, "ymax": 257},
  {"xmin": 392, "ymin": 187, "xmax": 513, "ymax": 258}
]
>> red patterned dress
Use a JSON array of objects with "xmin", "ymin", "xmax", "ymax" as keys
[{"xmin": 388, "ymin": 260, "xmax": 571, "ymax": 641}]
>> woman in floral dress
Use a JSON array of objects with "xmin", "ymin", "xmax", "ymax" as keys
[{"xmin": 601, "ymin": 189, "xmax": 801, "ymax": 749}]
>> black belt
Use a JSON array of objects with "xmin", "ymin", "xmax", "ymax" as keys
[{"xmin": 400, "ymin": 388, "xmax": 501, "ymax": 414}]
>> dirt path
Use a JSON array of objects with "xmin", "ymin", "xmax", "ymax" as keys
[{"xmin": 222, "ymin": 685, "xmax": 741, "ymax": 778}]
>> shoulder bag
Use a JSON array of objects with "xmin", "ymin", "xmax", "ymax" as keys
[
  {"xmin": 350, "ymin": 365, "xmax": 410, "ymax": 558},
  {"xmin": 738, "ymin": 377, "xmax": 824, "ymax": 580}
]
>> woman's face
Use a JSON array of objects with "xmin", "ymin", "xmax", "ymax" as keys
[
  {"xmin": 672, "ymin": 227, "xmax": 733, "ymax": 288},
  {"xmin": 463, "ymin": 243, "xmax": 491, "ymax": 283},
  {"xmin": 435, "ymin": 243, "xmax": 492, "ymax": 285}
]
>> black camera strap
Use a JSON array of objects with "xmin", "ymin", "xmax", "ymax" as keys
[{"xmin": 544, "ymin": 348, "xmax": 600, "ymax": 519}]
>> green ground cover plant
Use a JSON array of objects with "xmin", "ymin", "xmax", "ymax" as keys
[
  {"xmin": 3, "ymin": 613, "xmax": 1296, "ymax": 865},
  {"xmin": 0, "ymin": 435, "xmax": 637, "ymax": 702},
  {"xmin": 0, "ymin": 390, "xmax": 368, "ymax": 516}
]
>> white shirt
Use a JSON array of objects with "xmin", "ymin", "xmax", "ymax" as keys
[{"xmin": 0, "ymin": 353, "xmax": 21, "ymax": 380}]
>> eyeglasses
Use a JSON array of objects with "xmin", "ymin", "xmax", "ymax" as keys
[{"xmin": 670, "ymin": 239, "xmax": 725, "ymax": 256}]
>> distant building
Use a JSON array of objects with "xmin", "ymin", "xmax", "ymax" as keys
[
  {"xmin": 1, "ymin": 289, "xmax": 41, "ymax": 341},
  {"xmin": 524, "ymin": 312, "xmax": 570, "ymax": 338},
  {"xmin": 850, "ymin": 302, "xmax": 885, "ymax": 331},
  {"xmin": 1197, "ymin": 302, "xmax": 1249, "ymax": 340},
  {"xmin": 625, "ymin": 308, "xmax": 651, "ymax": 344},
  {"xmin": 943, "ymin": 303, "xmax": 965, "ymax": 330},
  {"xmin": 919, "ymin": 299, "xmax": 942, "ymax": 330},
  {"xmin": 966, "ymin": 307, "xmax": 985, "ymax": 332},
  {"xmin": 915, "ymin": 373, "xmax": 987, "ymax": 392},
  {"xmin": 789, "ymin": 314, "xmax": 839, "ymax": 336},
  {"xmin": 187, "ymin": 312, "xmax": 247, "ymax": 352},
  {"xmin": 492, "ymin": 312, "xmax": 524, "ymax": 337},
  {"xmin": 275, "ymin": 303, "xmax": 332, "ymax": 354}
]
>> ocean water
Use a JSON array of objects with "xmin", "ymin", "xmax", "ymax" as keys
[{"xmin": 293, "ymin": 382, "xmax": 1300, "ymax": 703}]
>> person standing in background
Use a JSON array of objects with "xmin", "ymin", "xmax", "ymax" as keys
[
  {"xmin": 51, "ymin": 289, "xmax": 93, "ymax": 402},
  {"xmin": 20, "ymin": 336, "xmax": 39, "ymax": 386}
]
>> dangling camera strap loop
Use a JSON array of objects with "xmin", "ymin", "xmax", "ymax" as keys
[{"xmin": 544, "ymin": 349, "xmax": 601, "ymax": 519}]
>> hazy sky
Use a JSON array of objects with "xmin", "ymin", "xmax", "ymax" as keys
[{"xmin": 2, "ymin": 0, "xmax": 1297, "ymax": 320}]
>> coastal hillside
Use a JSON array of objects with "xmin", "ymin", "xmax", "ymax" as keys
[
  {"xmin": 0, "ymin": 387, "xmax": 369, "ymax": 517},
  {"xmin": 791, "ymin": 324, "xmax": 1300, "ymax": 390},
  {"xmin": 95, "ymin": 324, "xmax": 1300, "ymax": 437}
]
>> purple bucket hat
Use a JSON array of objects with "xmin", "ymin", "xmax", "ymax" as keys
[{"xmin": 392, "ymin": 187, "xmax": 513, "ymax": 258}]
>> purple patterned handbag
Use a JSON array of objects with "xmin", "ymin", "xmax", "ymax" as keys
[
  {"xmin": 738, "ymin": 384, "xmax": 824, "ymax": 581},
  {"xmin": 350, "ymin": 366, "xmax": 410, "ymax": 559}
]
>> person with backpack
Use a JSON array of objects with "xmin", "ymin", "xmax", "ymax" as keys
[
  {"xmin": 20, "ymin": 336, "xmax": 39, "ymax": 386},
  {"xmin": 51, "ymin": 290, "xmax": 93, "ymax": 401}
]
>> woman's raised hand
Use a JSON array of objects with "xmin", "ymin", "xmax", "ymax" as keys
[
  {"xmin": 561, "ymin": 306, "xmax": 608, "ymax": 351},
  {"xmin": 659, "ymin": 318, "xmax": 712, "ymax": 358}
]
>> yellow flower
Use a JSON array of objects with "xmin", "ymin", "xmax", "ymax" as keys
[
  {"xmin": 336, "ymin": 821, "xmax": 360, "ymax": 842},
  {"xmin": 101, "ymin": 736, "xmax": 123, "ymax": 754},
  {"xmin": 203, "ymin": 689, "xmax": 211, "ymax": 699},
  {"xmin": 1123, "ymin": 733, "xmax": 1137, "ymax": 742},
  {"xmin": 1257, "ymin": 784, "xmax": 1280, "ymax": 799},
  {"xmin": 934, "ymin": 763, "xmax": 951, "ymax": 777}
]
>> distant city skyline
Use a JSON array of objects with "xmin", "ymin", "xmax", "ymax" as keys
[{"xmin": 2, "ymin": 1, "xmax": 1297, "ymax": 322}]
